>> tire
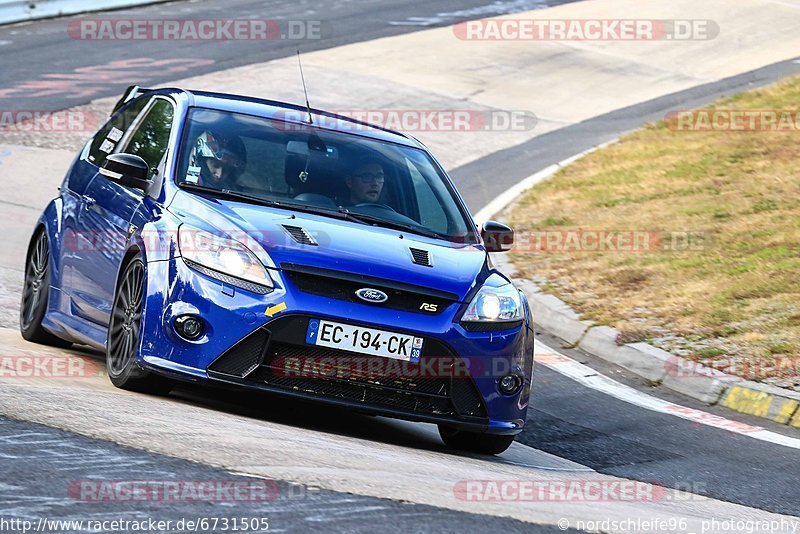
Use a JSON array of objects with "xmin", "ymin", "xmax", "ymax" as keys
[
  {"xmin": 19, "ymin": 229, "xmax": 72, "ymax": 348},
  {"xmin": 438, "ymin": 425, "xmax": 516, "ymax": 455},
  {"xmin": 106, "ymin": 255, "xmax": 173, "ymax": 395}
]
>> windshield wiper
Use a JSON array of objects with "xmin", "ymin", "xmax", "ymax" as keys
[
  {"xmin": 179, "ymin": 184, "xmax": 442, "ymax": 238},
  {"xmin": 179, "ymin": 184, "xmax": 352, "ymax": 220},
  {"xmin": 179, "ymin": 183, "xmax": 284, "ymax": 208},
  {"xmin": 337, "ymin": 209, "xmax": 442, "ymax": 239}
]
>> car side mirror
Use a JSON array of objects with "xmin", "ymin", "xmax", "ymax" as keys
[
  {"xmin": 481, "ymin": 220, "xmax": 514, "ymax": 253},
  {"xmin": 100, "ymin": 153, "xmax": 152, "ymax": 193}
]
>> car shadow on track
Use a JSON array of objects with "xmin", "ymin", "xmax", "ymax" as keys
[{"xmin": 72, "ymin": 342, "xmax": 507, "ymax": 462}]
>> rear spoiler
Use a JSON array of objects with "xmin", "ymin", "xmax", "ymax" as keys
[{"xmin": 111, "ymin": 85, "xmax": 153, "ymax": 114}]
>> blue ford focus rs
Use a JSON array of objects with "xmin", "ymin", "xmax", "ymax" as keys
[{"xmin": 20, "ymin": 86, "xmax": 533, "ymax": 454}]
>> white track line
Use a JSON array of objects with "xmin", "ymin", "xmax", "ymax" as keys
[{"xmin": 535, "ymin": 340, "xmax": 800, "ymax": 450}]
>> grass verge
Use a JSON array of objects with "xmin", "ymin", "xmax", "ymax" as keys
[{"xmin": 506, "ymin": 76, "xmax": 800, "ymax": 388}]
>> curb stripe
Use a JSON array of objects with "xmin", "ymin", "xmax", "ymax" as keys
[{"xmin": 535, "ymin": 340, "xmax": 800, "ymax": 450}]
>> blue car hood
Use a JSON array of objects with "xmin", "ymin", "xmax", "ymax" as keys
[{"xmin": 169, "ymin": 194, "xmax": 487, "ymax": 301}]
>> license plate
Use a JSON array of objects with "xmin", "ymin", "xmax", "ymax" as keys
[{"xmin": 306, "ymin": 319, "xmax": 423, "ymax": 363}]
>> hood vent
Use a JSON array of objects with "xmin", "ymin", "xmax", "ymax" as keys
[
  {"xmin": 409, "ymin": 247, "xmax": 432, "ymax": 267},
  {"xmin": 282, "ymin": 225, "xmax": 318, "ymax": 246}
]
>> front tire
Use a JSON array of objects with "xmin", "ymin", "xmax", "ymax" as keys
[
  {"xmin": 106, "ymin": 255, "xmax": 173, "ymax": 395},
  {"xmin": 438, "ymin": 425, "xmax": 516, "ymax": 455},
  {"xmin": 20, "ymin": 229, "xmax": 72, "ymax": 348}
]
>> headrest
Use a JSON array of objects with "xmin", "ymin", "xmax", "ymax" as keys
[{"xmin": 285, "ymin": 153, "xmax": 343, "ymax": 198}]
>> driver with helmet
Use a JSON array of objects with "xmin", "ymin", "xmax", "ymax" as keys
[{"xmin": 187, "ymin": 130, "xmax": 247, "ymax": 188}]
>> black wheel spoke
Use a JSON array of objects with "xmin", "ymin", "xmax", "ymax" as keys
[
  {"xmin": 33, "ymin": 236, "xmax": 47, "ymax": 275},
  {"xmin": 109, "ymin": 326, "xmax": 123, "ymax": 353},
  {"xmin": 112, "ymin": 308, "xmax": 127, "ymax": 322},
  {"xmin": 107, "ymin": 259, "xmax": 145, "ymax": 377},
  {"xmin": 21, "ymin": 232, "xmax": 49, "ymax": 331},
  {"xmin": 31, "ymin": 240, "xmax": 41, "ymax": 273},
  {"xmin": 120, "ymin": 332, "xmax": 130, "ymax": 364},
  {"xmin": 29, "ymin": 292, "xmax": 41, "ymax": 317},
  {"xmin": 131, "ymin": 265, "xmax": 143, "ymax": 305},
  {"xmin": 121, "ymin": 332, "xmax": 131, "ymax": 361},
  {"xmin": 119, "ymin": 279, "xmax": 130, "ymax": 310},
  {"xmin": 22, "ymin": 297, "xmax": 35, "ymax": 325},
  {"xmin": 126, "ymin": 331, "xmax": 135, "ymax": 358},
  {"xmin": 130, "ymin": 324, "xmax": 140, "ymax": 346}
]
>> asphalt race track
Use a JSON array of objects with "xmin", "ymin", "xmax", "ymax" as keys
[{"xmin": 0, "ymin": 0, "xmax": 574, "ymax": 113}]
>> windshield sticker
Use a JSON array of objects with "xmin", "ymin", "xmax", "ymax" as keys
[
  {"xmin": 186, "ymin": 165, "xmax": 202, "ymax": 183},
  {"xmin": 99, "ymin": 139, "xmax": 115, "ymax": 154},
  {"xmin": 107, "ymin": 127, "xmax": 124, "ymax": 142}
]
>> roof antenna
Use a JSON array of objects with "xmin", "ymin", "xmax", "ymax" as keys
[{"xmin": 296, "ymin": 49, "xmax": 313, "ymax": 125}]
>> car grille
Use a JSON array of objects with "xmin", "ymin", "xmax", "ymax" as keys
[
  {"xmin": 207, "ymin": 315, "xmax": 487, "ymax": 419},
  {"xmin": 280, "ymin": 263, "xmax": 457, "ymax": 315}
]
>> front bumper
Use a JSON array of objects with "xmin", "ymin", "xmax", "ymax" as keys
[{"xmin": 139, "ymin": 258, "xmax": 533, "ymax": 434}]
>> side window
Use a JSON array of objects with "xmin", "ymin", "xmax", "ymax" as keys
[
  {"xmin": 123, "ymin": 99, "xmax": 175, "ymax": 174},
  {"xmin": 87, "ymin": 97, "xmax": 148, "ymax": 167},
  {"xmin": 408, "ymin": 159, "xmax": 448, "ymax": 230}
]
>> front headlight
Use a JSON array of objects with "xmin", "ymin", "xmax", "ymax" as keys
[
  {"xmin": 462, "ymin": 282, "xmax": 522, "ymax": 323},
  {"xmin": 179, "ymin": 226, "xmax": 273, "ymax": 293}
]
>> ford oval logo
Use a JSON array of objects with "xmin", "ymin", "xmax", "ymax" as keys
[{"xmin": 355, "ymin": 288, "xmax": 388, "ymax": 303}]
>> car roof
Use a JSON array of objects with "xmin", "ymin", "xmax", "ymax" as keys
[{"xmin": 147, "ymin": 88, "xmax": 424, "ymax": 149}]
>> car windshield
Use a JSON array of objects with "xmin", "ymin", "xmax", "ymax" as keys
[{"xmin": 176, "ymin": 108, "xmax": 478, "ymax": 244}]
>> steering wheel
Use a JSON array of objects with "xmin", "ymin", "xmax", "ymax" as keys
[{"xmin": 352, "ymin": 203, "xmax": 396, "ymax": 212}]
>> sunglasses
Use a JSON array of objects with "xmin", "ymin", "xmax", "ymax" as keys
[{"xmin": 353, "ymin": 172, "xmax": 385, "ymax": 184}]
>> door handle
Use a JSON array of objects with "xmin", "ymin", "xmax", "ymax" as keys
[{"xmin": 82, "ymin": 195, "xmax": 96, "ymax": 209}]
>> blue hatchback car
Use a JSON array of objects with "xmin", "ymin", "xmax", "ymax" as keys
[{"xmin": 20, "ymin": 86, "xmax": 533, "ymax": 454}]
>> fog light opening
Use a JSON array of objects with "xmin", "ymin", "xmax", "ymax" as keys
[
  {"xmin": 498, "ymin": 374, "xmax": 522, "ymax": 395},
  {"xmin": 175, "ymin": 315, "xmax": 204, "ymax": 340}
]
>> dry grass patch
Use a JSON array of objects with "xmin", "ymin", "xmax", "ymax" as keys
[{"xmin": 507, "ymin": 76, "xmax": 800, "ymax": 388}]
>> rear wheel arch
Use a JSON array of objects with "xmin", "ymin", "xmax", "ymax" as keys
[
  {"xmin": 23, "ymin": 224, "xmax": 54, "ymax": 297},
  {"xmin": 19, "ymin": 225, "xmax": 72, "ymax": 347},
  {"xmin": 35, "ymin": 198, "xmax": 65, "ymax": 281},
  {"xmin": 24, "ymin": 224, "xmax": 47, "ymax": 261}
]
